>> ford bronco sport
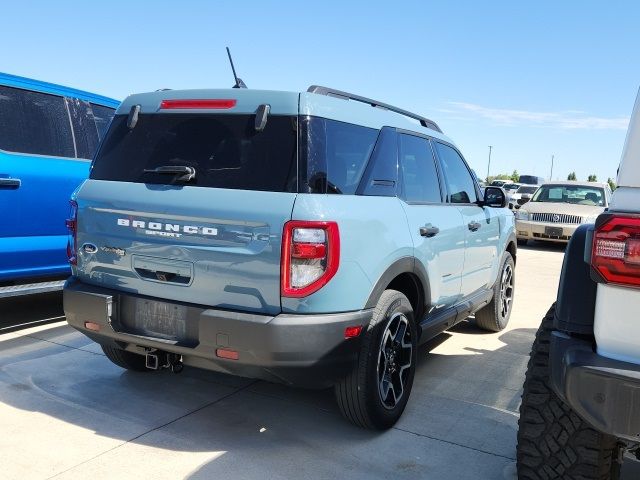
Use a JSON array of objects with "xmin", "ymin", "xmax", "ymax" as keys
[
  {"xmin": 63, "ymin": 85, "xmax": 517, "ymax": 429},
  {"xmin": 517, "ymin": 88, "xmax": 640, "ymax": 478}
]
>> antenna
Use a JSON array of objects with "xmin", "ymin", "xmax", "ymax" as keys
[{"xmin": 226, "ymin": 47, "xmax": 247, "ymax": 89}]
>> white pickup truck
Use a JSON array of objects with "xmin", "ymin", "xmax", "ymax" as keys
[{"xmin": 517, "ymin": 88, "xmax": 640, "ymax": 479}]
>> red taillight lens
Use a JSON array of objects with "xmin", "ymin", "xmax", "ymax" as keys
[
  {"xmin": 160, "ymin": 99, "xmax": 237, "ymax": 110},
  {"xmin": 66, "ymin": 200, "xmax": 78, "ymax": 265},
  {"xmin": 592, "ymin": 214, "xmax": 640, "ymax": 287},
  {"xmin": 281, "ymin": 221, "xmax": 340, "ymax": 297}
]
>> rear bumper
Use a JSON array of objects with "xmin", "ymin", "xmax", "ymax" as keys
[
  {"xmin": 515, "ymin": 220, "xmax": 579, "ymax": 243},
  {"xmin": 63, "ymin": 278, "xmax": 371, "ymax": 388},
  {"xmin": 550, "ymin": 331, "xmax": 640, "ymax": 442}
]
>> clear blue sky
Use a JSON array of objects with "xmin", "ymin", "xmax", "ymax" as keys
[{"xmin": 3, "ymin": 0, "xmax": 638, "ymax": 182}]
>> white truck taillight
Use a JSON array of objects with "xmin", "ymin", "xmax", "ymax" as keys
[
  {"xmin": 281, "ymin": 221, "xmax": 340, "ymax": 297},
  {"xmin": 65, "ymin": 200, "xmax": 78, "ymax": 265},
  {"xmin": 591, "ymin": 214, "xmax": 640, "ymax": 287}
]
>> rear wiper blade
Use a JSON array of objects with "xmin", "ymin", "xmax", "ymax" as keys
[{"xmin": 143, "ymin": 165, "xmax": 196, "ymax": 182}]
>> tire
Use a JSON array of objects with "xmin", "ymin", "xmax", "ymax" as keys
[
  {"xmin": 518, "ymin": 238, "xmax": 528, "ymax": 246},
  {"xmin": 517, "ymin": 304, "xmax": 622, "ymax": 479},
  {"xmin": 334, "ymin": 289, "xmax": 418, "ymax": 430},
  {"xmin": 101, "ymin": 345, "xmax": 149, "ymax": 372},
  {"xmin": 475, "ymin": 251, "xmax": 515, "ymax": 332}
]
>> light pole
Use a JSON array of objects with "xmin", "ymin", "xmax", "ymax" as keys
[
  {"xmin": 550, "ymin": 154, "xmax": 555, "ymax": 180},
  {"xmin": 487, "ymin": 145, "xmax": 492, "ymax": 182}
]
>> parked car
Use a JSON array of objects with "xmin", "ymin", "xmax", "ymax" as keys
[
  {"xmin": 502, "ymin": 182, "xmax": 521, "ymax": 203},
  {"xmin": 490, "ymin": 179, "xmax": 514, "ymax": 187},
  {"xmin": 508, "ymin": 184, "xmax": 539, "ymax": 210},
  {"xmin": 518, "ymin": 174, "xmax": 545, "ymax": 185},
  {"xmin": 63, "ymin": 85, "xmax": 517, "ymax": 430},
  {"xmin": 514, "ymin": 181, "xmax": 611, "ymax": 244},
  {"xmin": 516, "ymin": 89, "xmax": 640, "ymax": 478},
  {"xmin": 0, "ymin": 72, "xmax": 119, "ymax": 285}
]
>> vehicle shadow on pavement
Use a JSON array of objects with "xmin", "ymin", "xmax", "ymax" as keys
[
  {"xmin": 1, "ymin": 322, "xmax": 637, "ymax": 479},
  {"xmin": 0, "ymin": 292, "xmax": 64, "ymax": 333},
  {"xmin": 518, "ymin": 241, "xmax": 567, "ymax": 253}
]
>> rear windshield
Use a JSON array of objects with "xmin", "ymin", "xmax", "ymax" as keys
[{"xmin": 90, "ymin": 114, "xmax": 298, "ymax": 192}]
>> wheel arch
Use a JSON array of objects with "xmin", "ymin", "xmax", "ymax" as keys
[
  {"xmin": 364, "ymin": 257, "xmax": 429, "ymax": 320},
  {"xmin": 554, "ymin": 223, "xmax": 597, "ymax": 335}
]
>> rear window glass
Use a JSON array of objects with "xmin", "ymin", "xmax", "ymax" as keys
[
  {"xmin": 0, "ymin": 85, "xmax": 75, "ymax": 157},
  {"xmin": 90, "ymin": 114, "xmax": 298, "ymax": 192},
  {"xmin": 300, "ymin": 117, "xmax": 378, "ymax": 194},
  {"xmin": 90, "ymin": 103, "xmax": 115, "ymax": 141},
  {"xmin": 66, "ymin": 97, "xmax": 100, "ymax": 160}
]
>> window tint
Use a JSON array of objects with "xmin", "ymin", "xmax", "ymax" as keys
[
  {"xmin": 91, "ymin": 103, "xmax": 115, "ymax": 141},
  {"xmin": 301, "ymin": 117, "xmax": 378, "ymax": 194},
  {"xmin": 0, "ymin": 85, "xmax": 75, "ymax": 157},
  {"xmin": 67, "ymin": 97, "xmax": 100, "ymax": 159},
  {"xmin": 435, "ymin": 142, "xmax": 478, "ymax": 204},
  {"xmin": 67, "ymin": 100, "xmax": 116, "ymax": 159},
  {"xmin": 398, "ymin": 134, "xmax": 441, "ymax": 203},
  {"xmin": 358, "ymin": 127, "xmax": 398, "ymax": 197},
  {"xmin": 90, "ymin": 114, "xmax": 298, "ymax": 192}
]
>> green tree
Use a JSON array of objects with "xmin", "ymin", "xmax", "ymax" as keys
[
  {"xmin": 607, "ymin": 177, "xmax": 617, "ymax": 191},
  {"xmin": 567, "ymin": 171, "xmax": 577, "ymax": 180},
  {"xmin": 511, "ymin": 170, "xmax": 520, "ymax": 182},
  {"xmin": 587, "ymin": 174, "xmax": 598, "ymax": 182}
]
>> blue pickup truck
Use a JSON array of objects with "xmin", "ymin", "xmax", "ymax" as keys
[{"xmin": 0, "ymin": 73, "xmax": 118, "ymax": 290}]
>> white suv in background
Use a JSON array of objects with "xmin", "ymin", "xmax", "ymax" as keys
[{"xmin": 517, "ymin": 88, "xmax": 640, "ymax": 479}]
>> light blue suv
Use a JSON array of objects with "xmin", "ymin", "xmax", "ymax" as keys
[{"xmin": 63, "ymin": 86, "xmax": 517, "ymax": 429}]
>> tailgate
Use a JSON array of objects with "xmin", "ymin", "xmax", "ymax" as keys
[{"xmin": 75, "ymin": 180, "xmax": 295, "ymax": 314}]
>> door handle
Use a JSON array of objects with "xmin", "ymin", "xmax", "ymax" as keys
[
  {"xmin": 0, "ymin": 177, "xmax": 21, "ymax": 188},
  {"xmin": 419, "ymin": 225, "xmax": 440, "ymax": 238},
  {"xmin": 468, "ymin": 221, "xmax": 481, "ymax": 232}
]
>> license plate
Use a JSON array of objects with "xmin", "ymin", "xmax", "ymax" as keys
[
  {"xmin": 545, "ymin": 226, "xmax": 563, "ymax": 237},
  {"xmin": 134, "ymin": 299, "xmax": 187, "ymax": 340}
]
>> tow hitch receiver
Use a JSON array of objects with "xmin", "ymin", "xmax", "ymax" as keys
[{"xmin": 144, "ymin": 349, "xmax": 183, "ymax": 373}]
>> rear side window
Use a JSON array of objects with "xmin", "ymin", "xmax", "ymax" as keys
[
  {"xmin": 90, "ymin": 103, "xmax": 115, "ymax": 141},
  {"xmin": 434, "ymin": 142, "xmax": 478, "ymax": 204},
  {"xmin": 0, "ymin": 85, "xmax": 75, "ymax": 157},
  {"xmin": 300, "ymin": 117, "xmax": 378, "ymax": 194},
  {"xmin": 66, "ymin": 99, "xmax": 116, "ymax": 159},
  {"xmin": 358, "ymin": 127, "xmax": 398, "ymax": 197},
  {"xmin": 67, "ymin": 98, "xmax": 100, "ymax": 160},
  {"xmin": 90, "ymin": 114, "xmax": 298, "ymax": 192},
  {"xmin": 398, "ymin": 134, "xmax": 442, "ymax": 203}
]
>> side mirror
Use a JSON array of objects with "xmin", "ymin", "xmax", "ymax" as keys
[{"xmin": 482, "ymin": 186, "xmax": 506, "ymax": 208}]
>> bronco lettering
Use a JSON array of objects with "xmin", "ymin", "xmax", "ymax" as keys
[{"xmin": 117, "ymin": 218, "xmax": 218, "ymax": 236}]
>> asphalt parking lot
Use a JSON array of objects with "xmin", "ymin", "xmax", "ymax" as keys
[{"xmin": 1, "ymin": 243, "xmax": 638, "ymax": 479}]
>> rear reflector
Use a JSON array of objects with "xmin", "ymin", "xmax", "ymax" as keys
[
  {"xmin": 592, "ymin": 214, "xmax": 640, "ymax": 287},
  {"xmin": 84, "ymin": 322, "xmax": 100, "ymax": 332},
  {"xmin": 160, "ymin": 99, "xmax": 237, "ymax": 110},
  {"xmin": 216, "ymin": 348, "xmax": 239, "ymax": 360},
  {"xmin": 344, "ymin": 326, "xmax": 363, "ymax": 339}
]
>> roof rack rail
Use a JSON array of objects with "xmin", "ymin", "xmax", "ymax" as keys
[{"xmin": 307, "ymin": 85, "xmax": 442, "ymax": 133}]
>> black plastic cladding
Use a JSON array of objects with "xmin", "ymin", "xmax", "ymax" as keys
[{"xmin": 554, "ymin": 224, "xmax": 598, "ymax": 335}]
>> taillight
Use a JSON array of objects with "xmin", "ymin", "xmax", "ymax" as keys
[
  {"xmin": 281, "ymin": 221, "xmax": 340, "ymax": 297},
  {"xmin": 65, "ymin": 200, "xmax": 78, "ymax": 265},
  {"xmin": 592, "ymin": 214, "xmax": 640, "ymax": 287},
  {"xmin": 159, "ymin": 99, "xmax": 237, "ymax": 109}
]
